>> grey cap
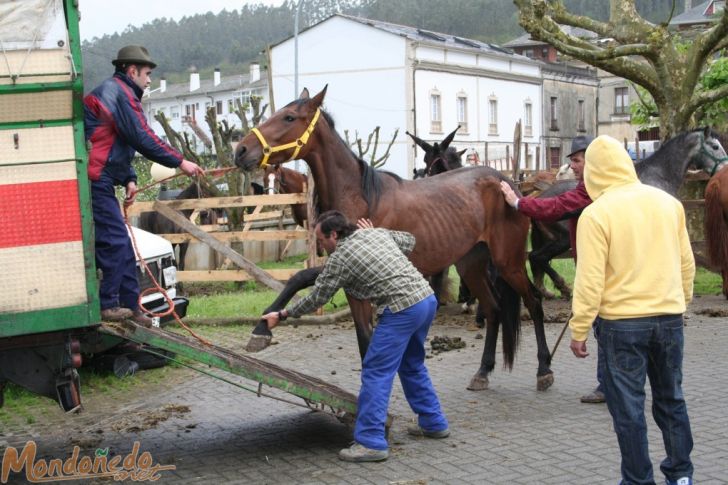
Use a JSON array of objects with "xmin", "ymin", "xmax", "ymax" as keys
[
  {"xmin": 112, "ymin": 45, "xmax": 157, "ymax": 69},
  {"xmin": 567, "ymin": 135, "xmax": 594, "ymax": 158}
]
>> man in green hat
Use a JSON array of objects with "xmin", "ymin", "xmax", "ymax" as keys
[{"xmin": 84, "ymin": 45, "xmax": 204, "ymax": 325}]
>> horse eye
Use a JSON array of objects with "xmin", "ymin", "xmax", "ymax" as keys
[{"xmin": 284, "ymin": 115, "xmax": 295, "ymax": 122}]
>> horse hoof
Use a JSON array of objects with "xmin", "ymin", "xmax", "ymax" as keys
[
  {"xmin": 245, "ymin": 334, "xmax": 272, "ymax": 352},
  {"xmin": 467, "ymin": 375, "xmax": 489, "ymax": 391},
  {"xmin": 536, "ymin": 373, "xmax": 554, "ymax": 391}
]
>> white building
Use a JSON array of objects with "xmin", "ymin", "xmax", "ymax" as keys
[
  {"xmin": 143, "ymin": 64, "xmax": 268, "ymax": 153},
  {"xmin": 269, "ymin": 14, "xmax": 544, "ymax": 177}
]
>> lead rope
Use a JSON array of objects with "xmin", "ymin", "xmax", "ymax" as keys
[{"xmin": 121, "ymin": 166, "xmax": 237, "ymax": 347}]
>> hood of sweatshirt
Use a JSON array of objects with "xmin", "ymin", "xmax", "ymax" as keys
[{"xmin": 583, "ymin": 135, "xmax": 639, "ymax": 200}]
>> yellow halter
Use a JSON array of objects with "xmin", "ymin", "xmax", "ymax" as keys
[{"xmin": 251, "ymin": 109, "xmax": 321, "ymax": 168}]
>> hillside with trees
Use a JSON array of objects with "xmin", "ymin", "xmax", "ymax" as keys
[{"xmin": 81, "ymin": 0, "xmax": 680, "ymax": 92}]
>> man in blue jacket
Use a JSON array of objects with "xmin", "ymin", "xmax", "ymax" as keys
[{"xmin": 84, "ymin": 45, "xmax": 204, "ymax": 324}]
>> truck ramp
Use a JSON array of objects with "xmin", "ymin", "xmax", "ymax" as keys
[{"xmin": 99, "ymin": 321, "xmax": 358, "ymax": 422}]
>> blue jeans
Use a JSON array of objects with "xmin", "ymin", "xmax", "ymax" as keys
[
  {"xmin": 596, "ymin": 315, "xmax": 693, "ymax": 485},
  {"xmin": 354, "ymin": 295, "xmax": 448, "ymax": 450},
  {"xmin": 91, "ymin": 177, "xmax": 140, "ymax": 311}
]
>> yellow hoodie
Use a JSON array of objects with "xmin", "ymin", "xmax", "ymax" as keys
[{"xmin": 569, "ymin": 135, "xmax": 695, "ymax": 341}]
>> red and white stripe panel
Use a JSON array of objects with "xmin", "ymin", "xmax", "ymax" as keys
[{"xmin": 0, "ymin": 127, "xmax": 88, "ymax": 314}]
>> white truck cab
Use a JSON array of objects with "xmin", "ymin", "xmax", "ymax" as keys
[{"xmin": 128, "ymin": 226, "xmax": 188, "ymax": 325}]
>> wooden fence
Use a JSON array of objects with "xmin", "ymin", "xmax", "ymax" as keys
[{"xmin": 126, "ymin": 191, "xmax": 316, "ymax": 284}]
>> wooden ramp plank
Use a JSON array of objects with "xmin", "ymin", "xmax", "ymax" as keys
[{"xmin": 98, "ymin": 321, "xmax": 357, "ymax": 415}]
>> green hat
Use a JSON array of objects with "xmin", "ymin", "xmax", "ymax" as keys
[{"xmin": 112, "ymin": 45, "xmax": 157, "ymax": 69}]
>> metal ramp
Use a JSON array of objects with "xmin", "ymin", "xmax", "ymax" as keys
[{"xmin": 99, "ymin": 321, "xmax": 358, "ymax": 422}]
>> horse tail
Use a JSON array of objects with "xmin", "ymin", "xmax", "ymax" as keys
[
  {"xmin": 704, "ymin": 177, "xmax": 728, "ymax": 280},
  {"xmin": 495, "ymin": 275, "xmax": 522, "ymax": 370}
]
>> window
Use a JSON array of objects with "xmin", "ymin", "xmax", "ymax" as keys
[
  {"xmin": 430, "ymin": 92, "xmax": 442, "ymax": 133},
  {"xmin": 216, "ymin": 100, "xmax": 223, "ymax": 115},
  {"xmin": 524, "ymin": 101, "xmax": 533, "ymax": 137},
  {"xmin": 550, "ymin": 96, "xmax": 558, "ymax": 130},
  {"xmin": 614, "ymin": 87, "xmax": 629, "ymax": 115},
  {"xmin": 184, "ymin": 103, "xmax": 196, "ymax": 121},
  {"xmin": 522, "ymin": 48, "xmax": 534, "ymax": 58},
  {"xmin": 578, "ymin": 99, "xmax": 586, "ymax": 131},
  {"xmin": 170, "ymin": 106, "xmax": 180, "ymax": 119},
  {"xmin": 456, "ymin": 94, "xmax": 468, "ymax": 133},
  {"xmin": 549, "ymin": 147, "xmax": 561, "ymax": 169},
  {"xmin": 488, "ymin": 97, "xmax": 498, "ymax": 135},
  {"xmin": 228, "ymin": 99, "xmax": 235, "ymax": 113}
]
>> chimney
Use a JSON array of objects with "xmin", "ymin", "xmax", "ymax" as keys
[
  {"xmin": 160, "ymin": 78, "xmax": 167, "ymax": 93},
  {"xmin": 684, "ymin": 0, "xmax": 692, "ymax": 11},
  {"xmin": 190, "ymin": 72, "xmax": 200, "ymax": 92},
  {"xmin": 213, "ymin": 68, "xmax": 221, "ymax": 87},
  {"xmin": 249, "ymin": 62, "xmax": 260, "ymax": 83}
]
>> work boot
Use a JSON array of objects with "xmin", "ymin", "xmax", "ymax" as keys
[
  {"xmin": 580, "ymin": 388, "xmax": 606, "ymax": 403},
  {"xmin": 129, "ymin": 311, "xmax": 154, "ymax": 328},
  {"xmin": 338, "ymin": 442, "xmax": 389, "ymax": 462},
  {"xmin": 101, "ymin": 307, "xmax": 133, "ymax": 321},
  {"xmin": 407, "ymin": 424, "xmax": 450, "ymax": 439}
]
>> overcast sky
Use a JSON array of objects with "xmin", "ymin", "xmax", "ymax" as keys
[{"xmin": 79, "ymin": 1, "xmax": 286, "ymax": 41}]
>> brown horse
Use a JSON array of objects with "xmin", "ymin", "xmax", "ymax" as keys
[
  {"xmin": 705, "ymin": 165, "xmax": 728, "ymax": 298},
  {"xmin": 235, "ymin": 86, "xmax": 551, "ymax": 391},
  {"xmin": 263, "ymin": 164, "xmax": 308, "ymax": 228}
]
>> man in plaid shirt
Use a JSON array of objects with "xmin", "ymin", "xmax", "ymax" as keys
[{"xmin": 262, "ymin": 210, "xmax": 449, "ymax": 462}]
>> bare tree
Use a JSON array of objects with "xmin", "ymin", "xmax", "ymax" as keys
[
  {"xmin": 514, "ymin": 0, "xmax": 728, "ymax": 138},
  {"xmin": 344, "ymin": 126, "xmax": 399, "ymax": 169}
]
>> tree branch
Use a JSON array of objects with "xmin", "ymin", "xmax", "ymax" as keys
[{"xmin": 686, "ymin": 83, "xmax": 728, "ymax": 115}]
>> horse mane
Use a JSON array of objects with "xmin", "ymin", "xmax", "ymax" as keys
[{"xmin": 318, "ymin": 108, "xmax": 402, "ymax": 213}]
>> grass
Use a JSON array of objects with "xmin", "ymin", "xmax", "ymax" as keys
[{"xmin": 0, "ymin": 364, "xmax": 179, "ymax": 425}]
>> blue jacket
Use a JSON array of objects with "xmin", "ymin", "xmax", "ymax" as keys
[{"xmin": 84, "ymin": 72, "xmax": 182, "ymax": 185}]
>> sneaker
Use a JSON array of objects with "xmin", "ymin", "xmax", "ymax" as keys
[
  {"xmin": 407, "ymin": 424, "xmax": 450, "ymax": 439},
  {"xmin": 338, "ymin": 442, "xmax": 389, "ymax": 462},
  {"xmin": 666, "ymin": 478, "xmax": 692, "ymax": 485},
  {"xmin": 580, "ymin": 388, "xmax": 606, "ymax": 403},
  {"xmin": 129, "ymin": 311, "xmax": 154, "ymax": 328},
  {"xmin": 100, "ymin": 307, "xmax": 133, "ymax": 321}
]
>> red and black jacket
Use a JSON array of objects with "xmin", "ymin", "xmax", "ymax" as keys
[{"xmin": 84, "ymin": 72, "xmax": 182, "ymax": 186}]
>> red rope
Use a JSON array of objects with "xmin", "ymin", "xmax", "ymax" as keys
[{"xmin": 121, "ymin": 166, "xmax": 236, "ymax": 346}]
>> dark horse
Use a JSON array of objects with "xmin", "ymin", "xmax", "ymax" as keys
[
  {"xmin": 407, "ymin": 126, "xmax": 466, "ymax": 179},
  {"xmin": 138, "ymin": 181, "xmax": 216, "ymax": 271},
  {"xmin": 526, "ymin": 127, "xmax": 728, "ymax": 299},
  {"xmin": 705, "ymin": 164, "xmax": 728, "ymax": 298},
  {"xmin": 235, "ymin": 86, "xmax": 551, "ymax": 391},
  {"xmin": 263, "ymin": 164, "xmax": 309, "ymax": 228}
]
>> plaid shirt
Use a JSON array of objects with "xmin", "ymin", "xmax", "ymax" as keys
[{"xmin": 287, "ymin": 228, "xmax": 433, "ymax": 318}]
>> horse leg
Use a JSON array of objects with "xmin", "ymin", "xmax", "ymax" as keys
[
  {"xmin": 429, "ymin": 270, "xmax": 447, "ymax": 307},
  {"xmin": 346, "ymin": 295, "xmax": 373, "ymax": 360},
  {"xmin": 176, "ymin": 242, "xmax": 188, "ymax": 293},
  {"xmin": 455, "ymin": 245, "xmax": 499, "ymax": 391},
  {"xmin": 245, "ymin": 266, "xmax": 323, "ymax": 352},
  {"xmin": 529, "ymin": 239, "xmax": 572, "ymax": 300}
]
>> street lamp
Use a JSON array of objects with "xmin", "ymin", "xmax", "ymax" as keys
[
  {"xmin": 294, "ymin": 0, "xmax": 304, "ymax": 171},
  {"xmin": 294, "ymin": 0, "xmax": 304, "ymax": 97}
]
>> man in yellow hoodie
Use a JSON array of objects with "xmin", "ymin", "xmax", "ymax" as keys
[{"xmin": 569, "ymin": 135, "xmax": 695, "ymax": 485}]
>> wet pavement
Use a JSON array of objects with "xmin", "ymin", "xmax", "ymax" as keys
[{"xmin": 1, "ymin": 296, "xmax": 727, "ymax": 484}]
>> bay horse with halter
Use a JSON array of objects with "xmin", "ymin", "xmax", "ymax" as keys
[
  {"xmin": 263, "ymin": 164, "xmax": 309, "ymax": 228},
  {"xmin": 235, "ymin": 86, "xmax": 551, "ymax": 391},
  {"xmin": 705, "ymin": 163, "xmax": 728, "ymax": 298}
]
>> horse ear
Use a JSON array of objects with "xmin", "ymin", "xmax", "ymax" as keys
[
  {"xmin": 406, "ymin": 131, "xmax": 433, "ymax": 151},
  {"xmin": 457, "ymin": 149, "xmax": 467, "ymax": 158},
  {"xmin": 704, "ymin": 126, "xmax": 711, "ymax": 138},
  {"xmin": 311, "ymin": 85, "xmax": 328, "ymax": 108},
  {"xmin": 299, "ymin": 88, "xmax": 310, "ymax": 100},
  {"xmin": 440, "ymin": 125, "xmax": 461, "ymax": 151}
]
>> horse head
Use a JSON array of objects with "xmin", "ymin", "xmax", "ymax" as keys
[
  {"xmin": 234, "ymin": 86, "xmax": 327, "ymax": 172},
  {"xmin": 690, "ymin": 127, "xmax": 728, "ymax": 176},
  {"xmin": 406, "ymin": 126, "xmax": 464, "ymax": 177}
]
